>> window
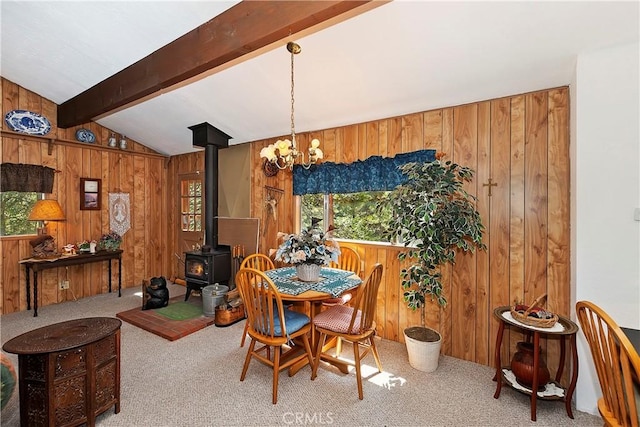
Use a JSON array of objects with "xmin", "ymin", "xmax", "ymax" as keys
[
  {"xmin": 0, "ymin": 192, "xmax": 42, "ymax": 236},
  {"xmin": 300, "ymin": 191, "xmax": 393, "ymax": 242},
  {"xmin": 294, "ymin": 149, "xmax": 437, "ymax": 243},
  {"xmin": 180, "ymin": 179, "xmax": 202, "ymax": 232}
]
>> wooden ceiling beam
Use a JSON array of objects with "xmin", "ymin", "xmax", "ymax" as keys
[{"xmin": 57, "ymin": 1, "xmax": 375, "ymax": 128}]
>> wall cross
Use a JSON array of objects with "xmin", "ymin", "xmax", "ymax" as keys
[{"xmin": 483, "ymin": 178, "xmax": 498, "ymax": 196}]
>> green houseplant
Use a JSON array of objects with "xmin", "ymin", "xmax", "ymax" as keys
[
  {"xmin": 384, "ymin": 153, "xmax": 486, "ymax": 371},
  {"xmin": 99, "ymin": 231, "xmax": 122, "ymax": 251}
]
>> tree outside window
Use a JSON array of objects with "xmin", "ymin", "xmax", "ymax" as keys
[
  {"xmin": 301, "ymin": 191, "xmax": 393, "ymax": 242},
  {"xmin": 0, "ymin": 192, "xmax": 42, "ymax": 236}
]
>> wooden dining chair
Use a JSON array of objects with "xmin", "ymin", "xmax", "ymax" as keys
[
  {"xmin": 322, "ymin": 246, "xmax": 362, "ymax": 307},
  {"xmin": 576, "ymin": 301, "xmax": 640, "ymax": 427},
  {"xmin": 311, "ymin": 263, "xmax": 384, "ymax": 400},
  {"xmin": 239, "ymin": 253, "xmax": 276, "ymax": 347},
  {"xmin": 330, "ymin": 246, "xmax": 361, "ymax": 275},
  {"xmin": 235, "ymin": 268, "xmax": 315, "ymax": 404},
  {"xmin": 241, "ymin": 253, "xmax": 275, "ymax": 272}
]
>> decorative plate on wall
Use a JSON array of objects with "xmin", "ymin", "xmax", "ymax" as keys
[
  {"xmin": 4, "ymin": 110, "xmax": 51, "ymax": 135},
  {"xmin": 75, "ymin": 128, "xmax": 96, "ymax": 143}
]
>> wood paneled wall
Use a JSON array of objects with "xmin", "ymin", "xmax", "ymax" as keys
[
  {"xmin": 1, "ymin": 76, "xmax": 570, "ymax": 374},
  {"xmin": 250, "ymin": 87, "xmax": 570, "ymax": 370},
  {"xmin": 0, "ymin": 78, "xmax": 169, "ymax": 314}
]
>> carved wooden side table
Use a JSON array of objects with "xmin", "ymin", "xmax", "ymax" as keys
[
  {"xmin": 2, "ymin": 317, "xmax": 121, "ymax": 427},
  {"xmin": 492, "ymin": 306, "xmax": 579, "ymax": 422}
]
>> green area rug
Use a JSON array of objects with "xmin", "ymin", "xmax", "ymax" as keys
[{"xmin": 155, "ymin": 301, "xmax": 203, "ymax": 321}]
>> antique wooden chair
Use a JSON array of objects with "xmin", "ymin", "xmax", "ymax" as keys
[
  {"xmin": 236, "ymin": 268, "xmax": 314, "ymax": 404},
  {"xmin": 311, "ymin": 263, "xmax": 384, "ymax": 400},
  {"xmin": 576, "ymin": 301, "xmax": 640, "ymax": 427},
  {"xmin": 239, "ymin": 253, "xmax": 276, "ymax": 347}
]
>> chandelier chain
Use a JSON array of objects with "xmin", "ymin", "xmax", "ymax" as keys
[{"xmin": 290, "ymin": 47, "xmax": 296, "ymax": 145}]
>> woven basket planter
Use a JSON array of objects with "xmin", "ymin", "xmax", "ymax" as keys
[{"xmin": 404, "ymin": 326, "xmax": 442, "ymax": 372}]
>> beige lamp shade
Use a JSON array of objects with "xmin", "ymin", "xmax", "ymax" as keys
[{"xmin": 28, "ymin": 199, "xmax": 66, "ymax": 222}]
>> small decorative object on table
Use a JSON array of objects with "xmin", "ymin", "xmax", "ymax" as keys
[
  {"xmin": 77, "ymin": 240, "xmax": 97, "ymax": 253},
  {"xmin": 100, "ymin": 231, "xmax": 122, "ymax": 251},
  {"xmin": 510, "ymin": 294, "xmax": 558, "ymax": 328},
  {"xmin": 274, "ymin": 217, "xmax": 340, "ymax": 282},
  {"xmin": 29, "ymin": 235, "xmax": 57, "ymax": 258},
  {"xmin": 296, "ymin": 263, "xmax": 321, "ymax": 282}
]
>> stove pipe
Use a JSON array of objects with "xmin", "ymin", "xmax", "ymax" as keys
[{"xmin": 188, "ymin": 122, "xmax": 230, "ymax": 249}]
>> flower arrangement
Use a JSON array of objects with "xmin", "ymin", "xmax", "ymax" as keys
[
  {"xmin": 100, "ymin": 231, "xmax": 122, "ymax": 251},
  {"xmin": 275, "ymin": 221, "xmax": 340, "ymax": 266}
]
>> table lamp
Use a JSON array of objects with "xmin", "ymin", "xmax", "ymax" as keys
[{"xmin": 28, "ymin": 199, "xmax": 66, "ymax": 235}]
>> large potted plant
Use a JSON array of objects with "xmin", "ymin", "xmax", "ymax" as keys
[{"xmin": 384, "ymin": 153, "xmax": 486, "ymax": 372}]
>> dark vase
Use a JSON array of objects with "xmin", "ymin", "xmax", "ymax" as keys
[{"xmin": 510, "ymin": 341, "xmax": 550, "ymax": 390}]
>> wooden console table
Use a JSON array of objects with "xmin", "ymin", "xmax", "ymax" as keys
[
  {"xmin": 2, "ymin": 317, "xmax": 122, "ymax": 427},
  {"xmin": 20, "ymin": 250, "xmax": 123, "ymax": 317},
  {"xmin": 492, "ymin": 306, "xmax": 579, "ymax": 422}
]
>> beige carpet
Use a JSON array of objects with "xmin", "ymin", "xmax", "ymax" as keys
[{"xmin": 1, "ymin": 284, "xmax": 601, "ymax": 427}]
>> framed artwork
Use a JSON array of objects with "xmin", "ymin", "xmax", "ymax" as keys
[{"xmin": 80, "ymin": 178, "xmax": 101, "ymax": 210}]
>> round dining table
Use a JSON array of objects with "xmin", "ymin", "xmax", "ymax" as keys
[{"xmin": 264, "ymin": 266, "xmax": 363, "ymax": 375}]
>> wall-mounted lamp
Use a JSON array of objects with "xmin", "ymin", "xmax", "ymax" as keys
[{"xmin": 28, "ymin": 199, "xmax": 66, "ymax": 235}]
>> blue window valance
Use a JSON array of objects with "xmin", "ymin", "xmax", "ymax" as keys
[{"xmin": 293, "ymin": 149, "xmax": 436, "ymax": 195}]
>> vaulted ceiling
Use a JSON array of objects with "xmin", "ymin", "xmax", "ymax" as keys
[{"xmin": 1, "ymin": 1, "xmax": 638, "ymax": 156}]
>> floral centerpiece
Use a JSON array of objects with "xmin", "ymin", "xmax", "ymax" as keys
[
  {"xmin": 274, "ymin": 220, "xmax": 340, "ymax": 282},
  {"xmin": 100, "ymin": 231, "xmax": 122, "ymax": 251}
]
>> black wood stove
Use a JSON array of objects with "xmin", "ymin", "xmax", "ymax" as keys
[{"xmin": 183, "ymin": 123, "xmax": 232, "ymax": 301}]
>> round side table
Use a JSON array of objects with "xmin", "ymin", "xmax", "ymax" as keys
[{"xmin": 492, "ymin": 306, "xmax": 579, "ymax": 422}]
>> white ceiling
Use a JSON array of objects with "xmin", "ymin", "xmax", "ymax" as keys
[{"xmin": 1, "ymin": 1, "xmax": 638, "ymax": 156}]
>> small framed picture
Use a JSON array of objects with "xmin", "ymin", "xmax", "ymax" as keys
[{"xmin": 80, "ymin": 178, "xmax": 101, "ymax": 210}]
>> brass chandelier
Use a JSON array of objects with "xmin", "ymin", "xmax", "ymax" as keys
[{"xmin": 260, "ymin": 42, "xmax": 322, "ymax": 174}]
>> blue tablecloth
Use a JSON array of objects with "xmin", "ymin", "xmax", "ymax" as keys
[{"xmin": 264, "ymin": 267, "xmax": 362, "ymax": 297}]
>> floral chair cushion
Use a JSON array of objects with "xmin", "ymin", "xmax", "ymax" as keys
[{"xmin": 313, "ymin": 305, "xmax": 363, "ymax": 334}]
